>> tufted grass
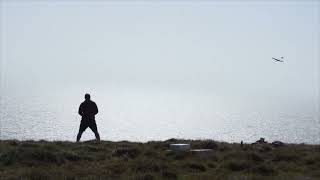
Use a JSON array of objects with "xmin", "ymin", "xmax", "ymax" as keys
[{"xmin": 0, "ymin": 139, "xmax": 319, "ymax": 179}]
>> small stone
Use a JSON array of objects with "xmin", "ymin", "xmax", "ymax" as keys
[
  {"xmin": 169, "ymin": 144, "xmax": 191, "ymax": 151},
  {"xmin": 190, "ymin": 149, "xmax": 213, "ymax": 158},
  {"xmin": 271, "ymin": 141, "xmax": 284, "ymax": 147}
]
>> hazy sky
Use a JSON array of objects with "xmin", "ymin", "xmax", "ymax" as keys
[{"xmin": 1, "ymin": 0, "xmax": 319, "ymax": 99}]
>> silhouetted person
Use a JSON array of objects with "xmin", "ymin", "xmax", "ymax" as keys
[{"xmin": 77, "ymin": 93, "xmax": 100, "ymax": 142}]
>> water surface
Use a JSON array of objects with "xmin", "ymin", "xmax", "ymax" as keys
[{"xmin": 1, "ymin": 87, "xmax": 319, "ymax": 144}]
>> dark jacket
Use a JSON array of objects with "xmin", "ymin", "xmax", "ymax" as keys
[{"xmin": 78, "ymin": 100, "xmax": 98, "ymax": 120}]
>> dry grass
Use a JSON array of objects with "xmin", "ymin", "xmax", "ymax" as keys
[{"xmin": 0, "ymin": 139, "xmax": 319, "ymax": 180}]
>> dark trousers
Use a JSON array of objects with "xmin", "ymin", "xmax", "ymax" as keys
[{"xmin": 77, "ymin": 119, "xmax": 100, "ymax": 142}]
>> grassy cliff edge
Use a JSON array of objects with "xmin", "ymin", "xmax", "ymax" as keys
[{"xmin": 0, "ymin": 139, "xmax": 319, "ymax": 180}]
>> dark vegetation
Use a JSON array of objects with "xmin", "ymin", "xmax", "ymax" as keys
[{"xmin": 0, "ymin": 139, "xmax": 319, "ymax": 179}]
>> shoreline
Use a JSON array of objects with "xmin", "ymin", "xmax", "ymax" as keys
[{"xmin": 1, "ymin": 137, "xmax": 319, "ymax": 145}]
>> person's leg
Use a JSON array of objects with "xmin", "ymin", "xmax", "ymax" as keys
[
  {"xmin": 94, "ymin": 131, "xmax": 100, "ymax": 141},
  {"xmin": 89, "ymin": 121, "xmax": 100, "ymax": 141},
  {"xmin": 76, "ymin": 131, "xmax": 83, "ymax": 142},
  {"xmin": 77, "ymin": 120, "xmax": 88, "ymax": 142}
]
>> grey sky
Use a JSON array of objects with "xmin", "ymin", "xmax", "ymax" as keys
[{"xmin": 1, "ymin": 0, "xmax": 319, "ymax": 100}]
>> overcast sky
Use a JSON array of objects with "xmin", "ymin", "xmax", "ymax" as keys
[{"xmin": 1, "ymin": 0, "xmax": 319, "ymax": 100}]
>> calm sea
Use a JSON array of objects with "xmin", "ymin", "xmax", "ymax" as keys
[{"xmin": 1, "ymin": 88, "xmax": 319, "ymax": 144}]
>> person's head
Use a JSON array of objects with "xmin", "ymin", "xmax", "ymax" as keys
[{"xmin": 85, "ymin": 93, "xmax": 90, "ymax": 101}]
